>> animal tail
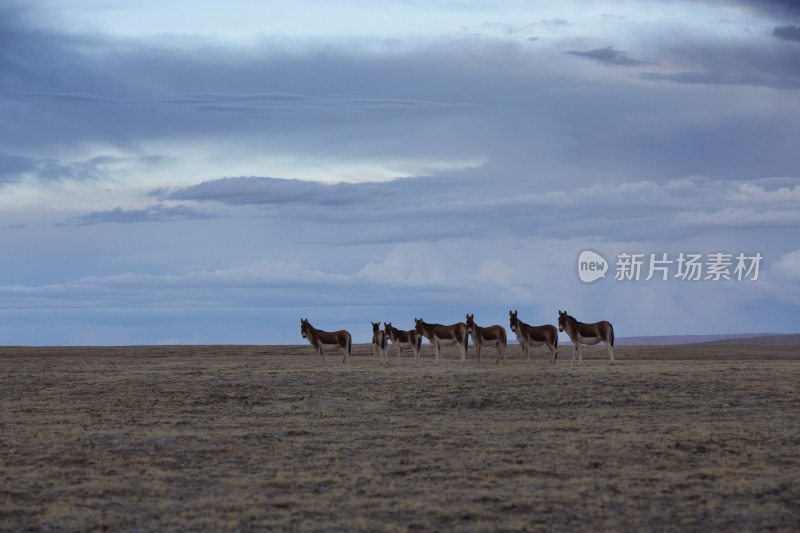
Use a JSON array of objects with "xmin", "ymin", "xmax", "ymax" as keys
[
  {"xmin": 347, "ymin": 335, "xmax": 352, "ymax": 356},
  {"xmin": 554, "ymin": 335, "xmax": 558, "ymax": 349},
  {"xmin": 609, "ymin": 324, "xmax": 615, "ymax": 347}
]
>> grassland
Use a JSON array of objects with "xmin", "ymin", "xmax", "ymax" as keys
[{"xmin": 1, "ymin": 343, "xmax": 799, "ymax": 532}]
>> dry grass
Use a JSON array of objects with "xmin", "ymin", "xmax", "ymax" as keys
[{"xmin": 1, "ymin": 343, "xmax": 799, "ymax": 532}]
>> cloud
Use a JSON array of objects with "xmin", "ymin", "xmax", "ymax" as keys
[
  {"xmin": 726, "ymin": 1, "xmax": 800, "ymax": 18},
  {"xmin": 172, "ymin": 92, "xmax": 476, "ymax": 116},
  {"xmin": 164, "ymin": 176, "xmax": 395, "ymax": 206},
  {"xmin": 4, "ymin": 0, "xmax": 800, "ymax": 190},
  {"xmin": 688, "ymin": 0, "xmax": 800, "ymax": 20},
  {"xmin": 640, "ymin": 70, "xmax": 800, "ymax": 89},
  {"xmin": 675, "ymin": 207, "xmax": 800, "ymax": 228},
  {"xmin": 0, "ymin": 153, "xmax": 168, "ymax": 186},
  {"xmin": 59, "ymin": 204, "xmax": 219, "ymax": 226},
  {"xmin": 2, "ymin": 231, "xmax": 792, "ymax": 345},
  {"xmin": 637, "ymin": 31, "xmax": 800, "ymax": 90},
  {"xmin": 566, "ymin": 46, "xmax": 647, "ymax": 66},
  {"xmin": 772, "ymin": 25, "xmax": 800, "ymax": 43},
  {"xmin": 773, "ymin": 249, "xmax": 800, "ymax": 281},
  {"xmin": 0, "ymin": 153, "xmax": 36, "ymax": 183},
  {"xmin": 152, "ymin": 175, "xmax": 800, "ymax": 245},
  {"xmin": 725, "ymin": 183, "xmax": 800, "ymax": 203}
]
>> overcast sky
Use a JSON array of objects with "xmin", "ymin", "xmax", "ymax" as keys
[{"xmin": 1, "ymin": 0, "xmax": 799, "ymax": 345}]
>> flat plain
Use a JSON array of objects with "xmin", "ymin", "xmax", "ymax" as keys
[{"xmin": 1, "ymin": 343, "xmax": 799, "ymax": 532}]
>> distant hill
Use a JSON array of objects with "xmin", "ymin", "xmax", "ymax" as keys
[
  {"xmin": 615, "ymin": 333, "xmax": 800, "ymax": 346},
  {"xmin": 697, "ymin": 334, "xmax": 800, "ymax": 346}
]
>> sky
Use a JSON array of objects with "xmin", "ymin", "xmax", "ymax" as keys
[{"xmin": 1, "ymin": 0, "xmax": 799, "ymax": 345}]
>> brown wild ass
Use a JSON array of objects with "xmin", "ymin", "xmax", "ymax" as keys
[
  {"xmin": 383, "ymin": 322, "xmax": 421, "ymax": 362},
  {"xmin": 371, "ymin": 322, "xmax": 388, "ymax": 364},
  {"xmin": 414, "ymin": 318, "xmax": 469, "ymax": 364},
  {"xmin": 557, "ymin": 310, "xmax": 614, "ymax": 364},
  {"xmin": 465, "ymin": 314, "xmax": 507, "ymax": 364},
  {"xmin": 509, "ymin": 310, "xmax": 558, "ymax": 364},
  {"xmin": 300, "ymin": 318, "xmax": 352, "ymax": 364}
]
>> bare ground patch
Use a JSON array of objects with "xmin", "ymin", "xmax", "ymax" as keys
[{"xmin": 1, "ymin": 344, "xmax": 799, "ymax": 531}]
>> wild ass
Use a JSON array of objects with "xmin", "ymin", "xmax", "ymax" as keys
[
  {"xmin": 509, "ymin": 310, "xmax": 558, "ymax": 364},
  {"xmin": 371, "ymin": 321, "xmax": 388, "ymax": 364},
  {"xmin": 465, "ymin": 314, "xmax": 507, "ymax": 365},
  {"xmin": 383, "ymin": 322, "xmax": 421, "ymax": 362},
  {"xmin": 557, "ymin": 310, "xmax": 614, "ymax": 364},
  {"xmin": 300, "ymin": 318, "xmax": 352, "ymax": 364},
  {"xmin": 414, "ymin": 318, "xmax": 469, "ymax": 364}
]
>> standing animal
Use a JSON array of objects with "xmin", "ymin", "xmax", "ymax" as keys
[
  {"xmin": 509, "ymin": 310, "xmax": 558, "ymax": 364},
  {"xmin": 414, "ymin": 318, "xmax": 469, "ymax": 364},
  {"xmin": 557, "ymin": 310, "xmax": 614, "ymax": 364},
  {"xmin": 465, "ymin": 314, "xmax": 507, "ymax": 365},
  {"xmin": 371, "ymin": 321, "xmax": 388, "ymax": 364},
  {"xmin": 300, "ymin": 318, "xmax": 352, "ymax": 364},
  {"xmin": 383, "ymin": 322, "xmax": 421, "ymax": 362}
]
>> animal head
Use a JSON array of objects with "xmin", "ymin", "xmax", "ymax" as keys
[
  {"xmin": 300, "ymin": 318, "xmax": 310, "ymax": 338},
  {"xmin": 557, "ymin": 310, "xmax": 567, "ymax": 332},
  {"xmin": 465, "ymin": 313, "xmax": 475, "ymax": 330},
  {"xmin": 371, "ymin": 321, "xmax": 381, "ymax": 333},
  {"xmin": 414, "ymin": 317, "xmax": 424, "ymax": 336},
  {"xmin": 509, "ymin": 310, "xmax": 519, "ymax": 332}
]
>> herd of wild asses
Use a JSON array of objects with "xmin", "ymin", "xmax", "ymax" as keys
[{"xmin": 300, "ymin": 311, "xmax": 615, "ymax": 365}]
